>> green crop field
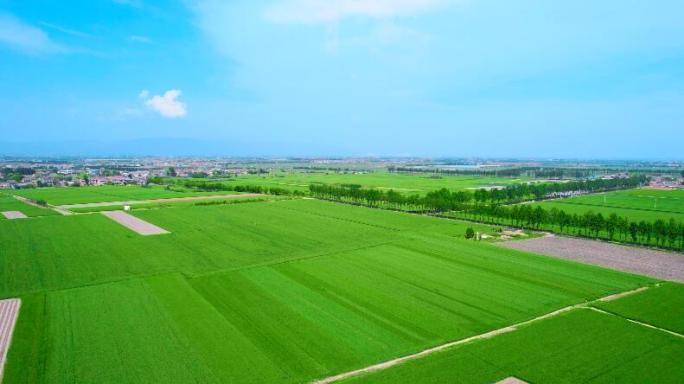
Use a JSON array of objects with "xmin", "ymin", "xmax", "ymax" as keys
[
  {"xmin": 593, "ymin": 282, "xmax": 684, "ymax": 334},
  {"xmin": 0, "ymin": 193, "xmax": 58, "ymax": 218},
  {"xmin": 11, "ymin": 185, "xmax": 230, "ymax": 206},
  {"xmin": 0, "ymin": 198, "xmax": 664, "ymax": 384},
  {"xmin": 340, "ymin": 308, "xmax": 684, "ymax": 384},
  {"xmin": 534, "ymin": 188, "xmax": 684, "ymax": 222},
  {"xmin": 227, "ymin": 171, "xmax": 533, "ymax": 194}
]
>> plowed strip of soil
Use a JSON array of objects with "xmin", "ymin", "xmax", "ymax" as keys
[
  {"xmin": 0, "ymin": 299, "xmax": 21, "ymax": 382},
  {"xmin": 102, "ymin": 211, "xmax": 169, "ymax": 235},
  {"xmin": 1, "ymin": 211, "xmax": 27, "ymax": 220},
  {"xmin": 497, "ymin": 236, "xmax": 684, "ymax": 282}
]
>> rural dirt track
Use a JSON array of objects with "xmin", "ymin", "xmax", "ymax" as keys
[
  {"xmin": 102, "ymin": 211, "xmax": 170, "ymax": 235},
  {"xmin": 57, "ymin": 193, "xmax": 263, "ymax": 209},
  {"xmin": 0, "ymin": 299, "xmax": 21, "ymax": 382},
  {"xmin": 497, "ymin": 236, "xmax": 684, "ymax": 283},
  {"xmin": 12, "ymin": 195, "xmax": 71, "ymax": 215},
  {"xmin": 1, "ymin": 211, "xmax": 27, "ymax": 219},
  {"xmin": 311, "ymin": 286, "xmax": 651, "ymax": 384}
]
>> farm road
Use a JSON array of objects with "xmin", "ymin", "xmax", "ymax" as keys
[{"xmin": 57, "ymin": 193, "xmax": 263, "ymax": 209}]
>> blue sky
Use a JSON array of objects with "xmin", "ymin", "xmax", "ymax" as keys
[{"xmin": 1, "ymin": 0, "xmax": 683, "ymax": 158}]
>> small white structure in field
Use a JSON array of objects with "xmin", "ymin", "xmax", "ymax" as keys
[{"xmin": 123, "ymin": 205, "xmax": 131, "ymax": 211}]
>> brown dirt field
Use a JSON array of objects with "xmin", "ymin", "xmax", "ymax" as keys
[
  {"xmin": 0, "ymin": 298, "xmax": 21, "ymax": 382},
  {"xmin": 102, "ymin": 211, "xmax": 170, "ymax": 235},
  {"xmin": 497, "ymin": 236, "xmax": 684, "ymax": 282},
  {"xmin": 1, "ymin": 211, "xmax": 27, "ymax": 220}
]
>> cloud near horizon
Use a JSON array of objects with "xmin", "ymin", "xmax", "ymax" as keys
[
  {"xmin": 141, "ymin": 89, "xmax": 187, "ymax": 118},
  {"xmin": 0, "ymin": 13, "xmax": 65, "ymax": 54},
  {"xmin": 265, "ymin": 0, "xmax": 447, "ymax": 24}
]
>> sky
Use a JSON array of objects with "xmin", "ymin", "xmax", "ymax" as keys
[{"xmin": 0, "ymin": 0, "xmax": 683, "ymax": 158}]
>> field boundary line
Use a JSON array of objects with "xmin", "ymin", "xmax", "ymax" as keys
[
  {"xmin": 587, "ymin": 307, "xmax": 684, "ymax": 339},
  {"xmin": 311, "ymin": 285, "xmax": 653, "ymax": 384}
]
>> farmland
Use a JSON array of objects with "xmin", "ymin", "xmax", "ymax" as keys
[
  {"xmin": 534, "ymin": 188, "xmax": 684, "ymax": 223},
  {"xmin": 11, "ymin": 185, "xmax": 229, "ymax": 206},
  {"xmin": 0, "ymin": 197, "xmax": 669, "ymax": 383},
  {"xmin": 226, "ymin": 171, "xmax": 533, "ymax": 195}
]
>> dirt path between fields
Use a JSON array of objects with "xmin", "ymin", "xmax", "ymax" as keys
[
  {"xmin": 0, "ymin": 298, "xmax": 21, "ymax": 382},
  {"xmin": 311, "ymin": 286, "xmax": 650, "ymax": 384},
  {"xmin": 496, "ymin": 235, "xmax": 684, "ymax": 283},
  {"xmin": 12, "ymin": 195, "xmax": 72, "ymax": 216},
  {"xmin": 57, "ymin": 193, "xmax": 263, "ymax": 209}
]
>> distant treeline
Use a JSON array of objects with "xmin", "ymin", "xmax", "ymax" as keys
[
  {"xmin": 308, "ymin": 175, "xmax": 683, "ymax": 250},
  {"xmin": 172, "ymin": 179, "xmax": 302, "ymax": 196},
  {"xmin": 309, "ymin": 176, "xmax": 647, "ymax": 210},
  {"xmin": 451, "ymin": 204, "xmax": 683, "ymax": 250},
  {"xmin": 390, "ymin": 165, "xmax": 684, "ymax": 178},
  {"xmin": 388, "ymin": 166, "xmax": 600, "ymax": 178},
  {"xmin": 289, "ymin": 167, "xmax": 367, "ymax": 174}
]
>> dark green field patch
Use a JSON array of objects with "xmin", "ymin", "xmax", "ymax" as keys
[{"xmin": 3, "ymin": 274, "xmax": 290, "ymax": 384}]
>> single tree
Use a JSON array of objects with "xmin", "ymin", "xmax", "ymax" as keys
[{"xmin": 465, "ymin": 227, "xmax": 475, "ymax": 239}]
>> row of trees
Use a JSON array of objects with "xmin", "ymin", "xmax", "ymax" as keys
[
  {"xmin": 176, "ymin": 179, "xmax": 301, "ymax": 196},
  {"xmin": 309, "ymin": 176, "xmax": 648, "ymax": 210},
  {"xmin": 309, "ymin": 179, "xmax": 682, "ymax": 250},
  {"xmin": 454, "ymin": 204, "xmax": 684, "ymax": 250}
]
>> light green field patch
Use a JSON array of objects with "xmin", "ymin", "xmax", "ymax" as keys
[
  {"xmin": 341, "ymin": 309, "xmax": 684, "ymax": 384},
  {"xmin": 535, "ymin": 188, "xmax": 684, "ymax": 222},
  {"xmin": 188, "ymin": 236, "xmax": 651, "ymax": 383},
  {"xmin": 12, "ymin": 185, "xmax": 228, "ymax": 206},
  {"xmin": 594, "ymin": 282, "xmax": 684, "ymax": 335}
]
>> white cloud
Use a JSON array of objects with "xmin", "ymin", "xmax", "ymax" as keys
[
  {"xmin": 0, "ymin": 13, "xmax": 65, "ymax": 54},
  {"xmin": 141, "ymin": 89, "xmax": 187, "ymax": 118},
  {"xmin": 265, "ymin": 0, "xmax": 446, "ymax": 24}
]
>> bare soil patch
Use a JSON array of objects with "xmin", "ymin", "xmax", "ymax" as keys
[
  {"xmin": 0, "ymin": 298, "xmax": 20, "ymax": 381},
  {"xmin": 497, "ymin": 236, "xmax": 684, "ymax": 282},
  {"xmin": 496, "ymin": 378, "xmax": 529, "ymax": 384},
  {"xmin": 1, "ymin": 211, "xmax": 27, "ymax": 220},
  {"xmin": 102, "ymin": 211, "xmax": 169, "ymax": 235}
]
